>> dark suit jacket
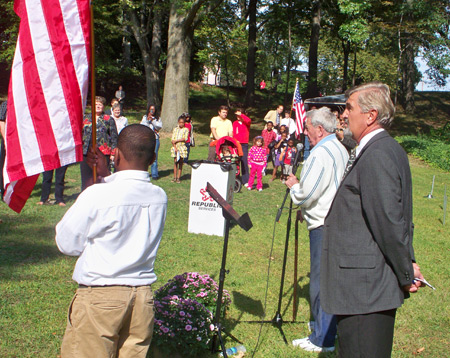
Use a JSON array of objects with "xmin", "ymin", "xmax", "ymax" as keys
[{"xmin": 321, "ymin": 131, "xmax": 415, "ymax": 315}]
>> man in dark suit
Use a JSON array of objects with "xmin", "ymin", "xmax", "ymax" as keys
[{"xmin": 320, "ymin": 82, "xmax": 425, "ymax": 357}]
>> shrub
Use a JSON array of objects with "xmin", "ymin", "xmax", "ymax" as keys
[
  {"xmin": 153, "ymin": 296, "xmax": 214, "ymax": 356},
  {"xmin": 155, "ymin": 272, "xmax": 231, "ymax": 315},
  {"xmin": 397, "ymin": 135, "xmax": 450, "ymax": 172},
  {"xmin": 153, "ymin": 272, "xmax": 231, "ymax": 356}
]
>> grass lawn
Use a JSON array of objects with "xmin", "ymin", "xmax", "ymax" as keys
[{"xmin": 0, "ymin": 132, "xmax": 449, "ymax": 358}]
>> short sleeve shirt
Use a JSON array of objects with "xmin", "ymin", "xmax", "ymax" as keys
[{"xmin": 210, "ymin": 116, "xmax": 233, "ymax": 139}]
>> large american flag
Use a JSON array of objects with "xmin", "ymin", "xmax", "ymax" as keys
[
  {"xmin": 3, "ymin": 0, "xmax": 91, "ymax": 213},
  {"xmin": 293, "ymin": 81, "xmax": 306, "ymax": 137}
]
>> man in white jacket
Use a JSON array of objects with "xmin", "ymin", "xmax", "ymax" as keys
[{"xmin": 285, "ymin": 107, "xmax": 348, "ymax": 353}]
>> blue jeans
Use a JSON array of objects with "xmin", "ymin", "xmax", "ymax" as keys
[
  {"xmin": 304, "ymin": 136, "xmax": 311, "ymax": 161},
  {"xmin": 151, "ymin": 138, "xmax": 160, "ymax": 178},
  {"xmin": 309, "ymin": 226, "xmax": 337, "ymax": 348},
  {"xmin": 183, "ymin": 143, "xmax": 191, "ymax": 164}
]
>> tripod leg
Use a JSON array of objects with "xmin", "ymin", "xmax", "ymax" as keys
[
  {"xmin": 221, "ymin": 329, "xmax": 244, "ymax": 345},
  {"xmin": 293, "ymin": 211, "xmax": 299, "ymax": 321},
  {"xmin": 217, "ymin": 324, "xmax": 228, "ymax": 358}
]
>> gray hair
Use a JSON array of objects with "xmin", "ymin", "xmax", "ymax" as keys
[
  {"xmin": 306, "ymin": 107, "xmax": 337, "ymax": 133},
  {"xmin": 346, "ymin": 82, "xmax": 395, "ymax": 128}
]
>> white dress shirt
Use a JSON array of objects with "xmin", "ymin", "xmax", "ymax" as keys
[
  {"xmin": 355, "ymin": 128, "xmax": 385, "ymax": 157},
  {"xmin": 55, "ymin": 170, "xmax": 167, "ymax": 286},
  {"xmin": 280, "ymin": 117, "xmax": 296, "ymax": 135}
]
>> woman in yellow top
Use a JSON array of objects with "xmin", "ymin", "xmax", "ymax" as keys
[{"xmin": 171, "ymin": 116, "xmax": 189, "ymax": 183}]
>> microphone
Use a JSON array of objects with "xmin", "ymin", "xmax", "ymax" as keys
[{"xmin": 291, "ymin": 143, "xmax": 304, "ymax": 176}]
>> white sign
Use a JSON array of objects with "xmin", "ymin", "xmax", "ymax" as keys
[{"xmin": 188, "ymin": 162, "xmax": 235, "ymax": 237}]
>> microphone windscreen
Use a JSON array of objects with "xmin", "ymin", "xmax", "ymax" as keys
[{"xmin": 296, "ymin": 143, "xmax": 304, "ymax": 151}]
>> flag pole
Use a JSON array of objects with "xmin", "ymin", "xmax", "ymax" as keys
[
  {"xmin": 90, "ymin": 2, "xmax": 97, "ymax": 182},
  {"xmin": 289, "ymin": 78, "xmax": 298, "ymax": 119}
]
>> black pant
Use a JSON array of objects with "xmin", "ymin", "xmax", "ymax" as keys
[
  {"xmin": 336, "ymin": 309, "xmax": 397, "ymax": 358},
  {"xmin": 240, "ymin": 143, "xmax": 249, "ymax": 185},
  {"xmin": 40, "ymin": 165, "xmax": 68, "ymax": 203}
]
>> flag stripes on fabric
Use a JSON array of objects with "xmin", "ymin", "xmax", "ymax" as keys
[
  {"xmin": 3, "ymin": 0, "xmax": 91, "ymax": 213},
  {"xmin": 293, "ymin": 81, "xmax": 306, "ymax": 137}
]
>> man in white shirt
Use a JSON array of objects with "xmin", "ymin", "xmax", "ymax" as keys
[
  {"xmin": 285, "ymin": 107, "xmax": 348, "ymax": 353},
  {"xmin": 280, "ymin": 110, "xmax": 297, "ymax": 139},
  {"xmin": 56, "ymin": 124, "xmax": 167, "ymax": 358}
]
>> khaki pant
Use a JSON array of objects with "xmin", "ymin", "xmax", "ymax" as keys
[{"xmin": 61, "ymin": 285, "xmax": 154, "ymax": 358}]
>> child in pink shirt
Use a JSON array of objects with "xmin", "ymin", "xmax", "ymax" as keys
[{"xmin": 246, "ymin": 136, "xmax": 267, "ymax": 191}]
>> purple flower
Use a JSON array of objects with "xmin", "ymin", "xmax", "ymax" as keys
[
  {"xmin": 179, "ymin": 311, "xmax": 186, "ymax": 317},
  {"xmin": 197, "ymin": 337, "xmax": 202, "ymax": 341},
  {"xmin": 161, "ymin": 327, "xmax": 169, "ymax": 334},
  {"xmin": 185, "ymin": 325, "xmax": 192, "ymax": 331}
]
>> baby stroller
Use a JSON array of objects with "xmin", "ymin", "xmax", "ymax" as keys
[{"xmin": 211, "ymin": 136, "xmax": 244, "ymax": 193}]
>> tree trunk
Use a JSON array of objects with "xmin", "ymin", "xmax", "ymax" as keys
[
  {"xmin": 122, "ymin": 9, "xmax": 131, "ymax": 68},
  {"xmin": 127, "ymin": 3, "xmax": 162, "ymax": 107},
  {"xmin": 284, "ymin": 21, "xmax": 292, "ymax": 106},
  {"xmin": 403, "ymin": 0, "xmax": 415, "ymax": 113},
  {"xmin": 342, "ymin": 40, "xmax": 350, "ymax": 92},
  {"xmin": 161, "ymin": 0, "xmax": 220, "ymax": 129},
  {"xmin": 352, "ymin": 48, "xmax": 357, "ymax": 87},
  {"xmin": 404, "ymin": 36, "xmax": 416, "ymax": 113},
  {"xmin": 244, "ymin": 0, "xmax": 257, "ymax": 107},
  {"xmin": 305, "ymin": 0, "xmax": 321, "ymax": 98},
  {"xmin": 161, "ymin": 3, "xmax": 195, "ymax": 130},
  {"xmin": 149, "ymin": 11, "xmax": 162, "ymax": 107}
]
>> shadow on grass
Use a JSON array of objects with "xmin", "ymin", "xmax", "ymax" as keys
[
  {"xmin": 0, "ymin": 215, "xmax": 61, "ymax": 278},
  {"xmin": 232, "ymin": 291, "xmax": 265, "ymax": 317}
]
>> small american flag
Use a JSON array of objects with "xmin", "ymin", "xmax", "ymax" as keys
[
  {"xmin": 293, "ymin": 81, "xmax": 306, "ymax": 137},
  {"xmin": 3, "ymin": 0, "xmax": 91, "ymax": 212}
]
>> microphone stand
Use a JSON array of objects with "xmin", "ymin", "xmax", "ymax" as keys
[
  {"xmin": 245, "ymin": 144, "xmax": 305, "ymax": 344},
  {"xmin": 206, "ymin": 183, "xmax": 253, "ymax": 357}
]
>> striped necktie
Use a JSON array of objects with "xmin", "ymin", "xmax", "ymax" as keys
[{"xmin": 343, "ymin": 147, "xmax": 357, "ymax": 179}]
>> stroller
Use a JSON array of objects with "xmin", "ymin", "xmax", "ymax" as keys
[{"xmin": 210, "ymin": 136, "xmax": 244, "ymax": 193}]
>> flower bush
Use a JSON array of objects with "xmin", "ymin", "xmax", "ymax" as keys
[
  {"xmin": 155, "ymin": 272, "xmax": 231, "ymax": 315},
  {"xmin": 153, "ymin": 272, "xmax": 231, "ymax": 356}
]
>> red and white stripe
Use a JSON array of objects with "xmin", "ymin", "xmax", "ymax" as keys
[
  {"xmin": 293, "ymin": 81, "xmax": 306, "ymax": 137},
  {"xmin": 3, "ymin": 0, "xmax": 91, "ymax": 213}
]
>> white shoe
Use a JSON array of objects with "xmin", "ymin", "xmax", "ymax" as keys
[
  {"xmin": 258, "ymin": 189, "xmax": 262, "ymax": 192},
  {"xmin": 292, "ymin": 337, "xmax": 335, "ymax": 353},
  {"xmin": 247, "ymin": 187, "xmax": 252, "ymax": 191},
  {"xmin": 244, "ymin": 183, "xmax": 248, "ymax": 188}
]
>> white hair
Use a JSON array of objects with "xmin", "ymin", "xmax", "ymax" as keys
[
  {"xmin": 346, "ymin": 82, "xmax": 395, "ymax": 128},
  {"xmin": 306, "ymin": 107, "xmax": 337, "ymax": 133}
]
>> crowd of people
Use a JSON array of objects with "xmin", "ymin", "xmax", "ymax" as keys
[{"xmin": 1, "ymin": 82, "xmax": 428, "ymax": 358}]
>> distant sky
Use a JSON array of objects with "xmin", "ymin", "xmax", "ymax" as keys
[
  {"xmin": 296, "ymin": 56, "xmax": 449, "ymax": 92},
  {"xmin": 416, "ymin": 56, "xmax": 450, "ymax": 92}
]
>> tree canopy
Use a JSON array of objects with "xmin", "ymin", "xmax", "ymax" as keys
[{"xmin": 0, "ymin": 0, "xmax": 449, "ymax": 124}]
